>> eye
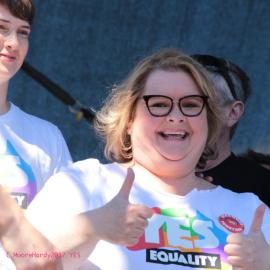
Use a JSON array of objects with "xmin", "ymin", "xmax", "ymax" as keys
[
  {"xmin": 182, "ymin": 101, "xmax": 201, "ymax": 108},
  {"xmin": 18, "ymin": 29, "xmax": 30, "ymax": 38},
  {"xmin": 150, "ymin": 101, "xmax": 170, "ymax": 108},
  {"xmin": 147, "ymin": 96, "xmax": 171, "ymax": 108},
  {"xmin": 181, "ymin": 97, "xmax": 204, "ymax": 109},
  {"xmin": 0, "ymin": 25, "xmax": 9, "ymax": 34}
]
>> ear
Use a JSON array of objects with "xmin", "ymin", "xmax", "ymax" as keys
[
  {"xmin": 227, "ymin": 101, "xmax": 245, "ymax": 127},
  {"xmin": 126, "ymin": 119, "xmax": 133, "ymax": 135}
]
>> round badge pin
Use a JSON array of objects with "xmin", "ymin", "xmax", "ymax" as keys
[{"xmin": 218, "ymin": 214, "xmax": 244, "ymax": 233}]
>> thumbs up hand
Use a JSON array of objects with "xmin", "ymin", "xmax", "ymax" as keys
[
  {"xmin": 87, "ymin": 168, "xmax": 153, "ymax": 246},
  {"xmin": 224, "ymin": 204, "xmax": 270, "ymax": 270}
]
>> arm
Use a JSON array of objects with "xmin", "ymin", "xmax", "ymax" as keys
[
  {"xmin": 0, "ymin": 186, "xmax": 62, "ymax": 270},
  {"xmin": 26, "ymin": 168, "xmax": 153, "ymax": 269}
]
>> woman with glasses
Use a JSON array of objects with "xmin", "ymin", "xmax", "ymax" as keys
[{"xmin": 25, "ymin": 48, "xmax": 270, "ymax": 270}]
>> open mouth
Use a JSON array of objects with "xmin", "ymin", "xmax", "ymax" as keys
[{"xmin": 159, "ymin": 131, "xmax": 188, "ymax": 140}]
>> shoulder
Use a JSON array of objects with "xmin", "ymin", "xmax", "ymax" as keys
[
  {"xmin": 63, "ymin": 159, "xmax": 126, "ymax": 190},
  {"xmin": 215, "ymin": 186, "xmax": 262, "ymax": 207},
  {"xmin": 27, "ymin": 159, "xmax": 124, "ymax": 218},
  {"xmin": 233, "ymin": 155, "xmax": 270, "ymax": 185},
  {"xmin": 16, "ymin": 106, "xmax": 60, "ymax": 133},
  {"xmin": 61, "ymin": 158, "xmax": 103, "ymax": 180},
  {"xmin": 7, "ymin": 103, "xmax": 60, "ymax": 133},
  {"xmin": 10, "ymin": 104, "xmax": 66, "ymax": 144},
  {"xmin": 47, "ymin": 159, "xmax": 124, "ymax": 190},
  {"xmin": 27, "ymin": 159, "xmax": 107, "ymax": 216},
  {"xmin": 206, "ymin": 153, "xmax": 270, "ymax": 185},
  {"xmin": 211, "ymin": 186, "xmax": 268, "ymax": 224},
  {"xmin": 233, "ymin": 154, "xmax": 270, "ymax": 172}
]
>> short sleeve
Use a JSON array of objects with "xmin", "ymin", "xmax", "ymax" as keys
[{"xmin": 26, "ymin": 159, "xmax": 101, "ymax": 235}]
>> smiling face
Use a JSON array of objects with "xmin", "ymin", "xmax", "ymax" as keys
[
  {"xmin": 128, "ymin": 69, "xmax": 208, "ymax": 179},
  {"xmin": 0, "ymin": 4, "xmax": 30, "ymax": 84}
]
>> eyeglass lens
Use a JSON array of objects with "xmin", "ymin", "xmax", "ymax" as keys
[{"xmin": 145, "ymin": 95, "xmax": 206, "ymax": 117}]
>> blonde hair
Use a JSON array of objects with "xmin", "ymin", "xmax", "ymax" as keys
[{"xmin": 95, "ymin": 48, "xmax": 222, "ymax": 168}]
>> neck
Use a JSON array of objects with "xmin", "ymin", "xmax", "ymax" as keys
[
  {"xmin": 203, "ymin": 133, "xmax": 231, "ymax": 171},
  {"xmin": 0, "ymin": 82, "xmax": 10, "ymax": 114},
  {"xmin": 132, "ymin": 162, "xmax": 211, "ymax": 196}
]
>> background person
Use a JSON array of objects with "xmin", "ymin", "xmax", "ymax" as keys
[{"xmin": 193, "ymin": 54, "xmax": 270, "ymax": 207}]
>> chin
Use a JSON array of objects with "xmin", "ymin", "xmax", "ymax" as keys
[
  {"xmin": 159, "ymin": 152, "xmax": 200, "ymax": 171},
  {"xmin": 162, "ymin": 155, "xmax": 185, "ymax": 162},
  {"xmin": 158, "ymin": 150, "xmax": 188, "ymax": 162}
]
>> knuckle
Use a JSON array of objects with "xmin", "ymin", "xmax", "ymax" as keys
[{"xmin": 223, "ymin": 244, "xmax": 230, "ymax": 254}]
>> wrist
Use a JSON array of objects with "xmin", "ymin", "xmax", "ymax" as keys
[
  {"xmin": 0, "ymin": 186, "xmax": 24, "ymax": 239},
  {"xmin": 77, "ymin": 210, "xmax": 101, "ymax": 242},
  {"xmin": 1, "ymin": 208, "xmax": 24, "ymax": 251}
]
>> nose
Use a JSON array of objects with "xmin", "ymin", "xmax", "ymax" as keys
[
  {"xmin": 5, "ymin": 32, "xmax": 19, "ymax": 50},
  {"xmin": 166, "ymin": 101, "xmax": 185, "ymax": 122}
]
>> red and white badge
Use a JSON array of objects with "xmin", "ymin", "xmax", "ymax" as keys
[{"xmin": 218, "ymin": 214, "xmax": 244, "ymax": 233}]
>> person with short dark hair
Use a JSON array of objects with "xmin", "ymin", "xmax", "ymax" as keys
[
  {"xmin": 0, "ymin": 0, "xmax": 72, "ymax": 209},
  {"xmin": 193, "ymin": 54, "xmax": 270, "ymax": 207},
  {"xmin": 0, "ymin": 0, "xmax": 71, "ymax": 268}
]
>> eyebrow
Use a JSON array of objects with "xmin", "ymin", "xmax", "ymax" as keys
[{"xmin": 0, "ymin": 18, "xmax": 30, "ymax": 29}]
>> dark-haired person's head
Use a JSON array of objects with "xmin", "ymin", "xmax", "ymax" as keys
[
  {"xmin": 0, "ymin": 0, "xmax": 35, "ymax": 25},
  {"xmin": 191, "ymin": 54, "xmax": 251, "ymax": 170},
  {"xmin": 192, "ymin": 54, "xmax": 251, "ymax": 139},
  {"xmin": 0, "ymin": 0, "xmax": 34, "ymax": 85}
]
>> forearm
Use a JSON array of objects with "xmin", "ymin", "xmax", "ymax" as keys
[
  {"xmin": 29, "ymin": 213, "xmax": 99, "ymax": 270},
  {"xmin": 2, "ymin": 216, "xmax": 61, "ymax": 270},
  {"xmin": 2, "ymin": 215, "xmax": 53, "ymax": 253},
  {"xmin": 0, "ymin": 187, "xmax": 61, "ymax": 270}
]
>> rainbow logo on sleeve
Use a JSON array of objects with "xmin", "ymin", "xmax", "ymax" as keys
[
  {"xmin": 0, "ymin": 140, "xmax": 37, "ymax": 208},
  {"xmin": 128, "ymin": 207, "xmax": 232, "ymax": 269}
]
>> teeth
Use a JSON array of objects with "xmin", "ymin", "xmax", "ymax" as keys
[
  {"xmin": 163, "ymin": 131, "xmax": 186, "ymax": 135},
  {"xmin": 160, "ymin": 131, "xmax": 187, "ymax": 139}
]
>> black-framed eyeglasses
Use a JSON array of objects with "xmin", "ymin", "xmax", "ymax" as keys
[
  {"xmin": 143, "ymin": 95, "xmax": 208, "ymax": 117},
  {"xmin": 191, "ymin": 54, "xmax": 238, "ymax": 100}
]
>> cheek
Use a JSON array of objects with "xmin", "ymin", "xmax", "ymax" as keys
[
  {"xmin": 202, "ymin": 122, "xmax": 209, "ymax": 144},
  {"xmin": 131, "ymin": 118, "xmax": 150, "ymax": 137},
  {"xmin": 129, "ymin": 112, "xmax": 159, "ymax": 142},
  {"xmin": 20, "ymin": 41, "xmax": 29, "ymax": 58},
  {"xmin": 23, "ymin": 46, "xmax": 28, "ymax": 58},
  {"xmin": 193, "ymin": 113, "xmax": 208, "ymax": 139},
  {"xmin": 0, "ymin": 39, "xmax": 4, "ymax": 50}
]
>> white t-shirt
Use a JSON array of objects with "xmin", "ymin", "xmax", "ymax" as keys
[
  {"xmin": 27, "ymin": 159, "xmax": 270, "ymax": 270},
  {"xmin": 0, "ymin": 103, "xmax": 72, "ymax": 208},
  {"xmin": 0, "ymin": 103, "xmax": 72, "ymax": 270}
]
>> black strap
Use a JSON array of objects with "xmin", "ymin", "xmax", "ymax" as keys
[{"xmin": 21, "ymin": 61, "xmax": 96, "ymax": 123}]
